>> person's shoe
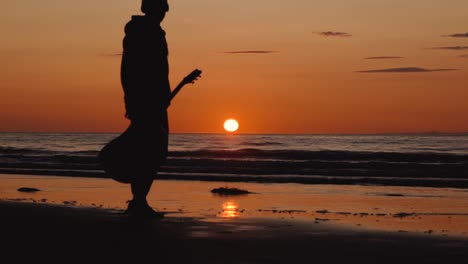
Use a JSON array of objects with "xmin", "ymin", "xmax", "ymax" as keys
[{"xmin": 125, "ymin": 200, "xmax": 165, "ymax": 219}]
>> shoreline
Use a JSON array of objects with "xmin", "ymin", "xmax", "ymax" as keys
[
  {"xmin": 2, "ymin": 200, "xmax": 468, "ymax": 263},
  {"xmin": 2, "ymin": 173, "xmax": 468, "ymax": 262},
  {"xmin": 1, "ymin": 169, "xmax": 467, "ymax": 189},
  {"xmin": 2, "ymin": 173, "xmax": 468, "ymax": 238}
]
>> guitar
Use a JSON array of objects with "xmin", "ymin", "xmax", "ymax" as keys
[
  {"xmin": 98, "ymin": 68, "xmax": 203, "ymax": 183},
  {"xmin": 159, "ymin": 69, "xmax": 202, "ymax": 134},
  {"xmin": 169, "ymin": 69, "xmax": 202, "ymax": 103}
]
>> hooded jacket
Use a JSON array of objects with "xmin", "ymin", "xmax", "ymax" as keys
[{"xmin": 121, "ymin": 15, "xmax": 170, "ymax": 126}]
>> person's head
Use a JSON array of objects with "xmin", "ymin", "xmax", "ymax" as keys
[{"xmin": 141, "ymin": 0, "xmax": 169, "ymax": 23}]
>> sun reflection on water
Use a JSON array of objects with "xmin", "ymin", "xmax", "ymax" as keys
[{"xmin": 221, "ymin": 201, "xmax": 239, "ymax": 218}]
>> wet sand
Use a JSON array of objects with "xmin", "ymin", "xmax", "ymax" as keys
[
  {"xmin": 2, "ymin": 200, "xmax": 468, "ymax": 263},
  {"xmin": 2, "ymin": 174, "xmax": 468, "ymax": 262}
]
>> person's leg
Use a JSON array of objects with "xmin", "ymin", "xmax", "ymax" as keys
[
  {"xmin": 130, "ymin": 175, "xmax": 153, "ymax": 205},
  {"xmin": 126, "ymin": 171, "xmax": 164, "ymax": 218}
]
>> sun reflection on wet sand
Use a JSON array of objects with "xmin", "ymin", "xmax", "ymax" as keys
[{"xmin": 221, "ymin": 201, "xmax": 238, "ymax": 218}]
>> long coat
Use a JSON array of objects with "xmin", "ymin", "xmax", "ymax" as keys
[{"xmin": 99, "ymin": 15, "xmax": 171, "ymax": 183}]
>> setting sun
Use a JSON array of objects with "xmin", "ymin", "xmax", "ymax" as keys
[{"xmin": 223, "ymin": 119, "xmax": 239, "ymax": 132}]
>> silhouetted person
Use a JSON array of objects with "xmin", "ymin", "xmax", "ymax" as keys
[
  {"xmin": 120, "ymin": 0, "xmax": 171, "ymax": 218},
  {"xmin": 99, "ymin": 0, "xmax": 200, "ymax": 218}
]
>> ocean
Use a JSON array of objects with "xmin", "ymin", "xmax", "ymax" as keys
[{"xmin": 0, "ymin": 133, "xmax": 467, "ymax": 188}]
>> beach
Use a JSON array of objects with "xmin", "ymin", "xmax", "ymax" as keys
[
  {"xmin": 1, "ymin": 133, "xmax": 468, "ymax": 262},
  {"xmin": 2, "ymin": 174, "xmax": 468, "ymax": 263}
]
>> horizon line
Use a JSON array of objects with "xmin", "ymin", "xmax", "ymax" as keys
[{"xmin": 1, "ymin": 131, "xmax": 467, "ymax": 136}]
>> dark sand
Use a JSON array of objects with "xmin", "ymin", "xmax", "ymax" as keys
[{"xmin": 2, "ymin": 201, "xmax": 467, "ymax": 263}]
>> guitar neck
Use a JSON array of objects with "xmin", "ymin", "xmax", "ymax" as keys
[
  {"xmin": 170, "ymin": 81, "xmax": 186, "ymax": 101},
  {"xmin": 169, "ymin": 69, "xmax": 201, "ymax": 102}
]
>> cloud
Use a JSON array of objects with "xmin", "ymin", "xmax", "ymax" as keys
[
  {"xmin": 430, "ymin": 46, "xmax": 468, "ymax": 50},
  {"xmin": 445, "ymin": 33, "xmax": 468, "ymax": 38},
  {"xmin": 100, "ymin": 53, "xmax": 122, "ymax": 57},
  {"xmin": 221, "ymin": 50, "xmax": 278, "ymax": 54},
  {"xmin": 314, "ymin": 31, "xmax": 352, "ymax": 37},
  {"xmin": 364, "ymin": 56, "xmax": 403, "ymax": 60},
  {"xmin": 357, "ymin": 67, "xmax": 458, "ymax": 73}
]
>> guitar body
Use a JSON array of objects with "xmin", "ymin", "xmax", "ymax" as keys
[
  {"xmin": 98, "ymin": 129, "xmax": 135, "ymax": 183},
  {"xmin": 98, "ymin": 122, "xmax": 168, "ymax": 183}
]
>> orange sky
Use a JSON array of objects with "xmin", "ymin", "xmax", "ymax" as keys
[{"xmin": 1, "ymin": 0, "xmax": 467, "ymax": 134}]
